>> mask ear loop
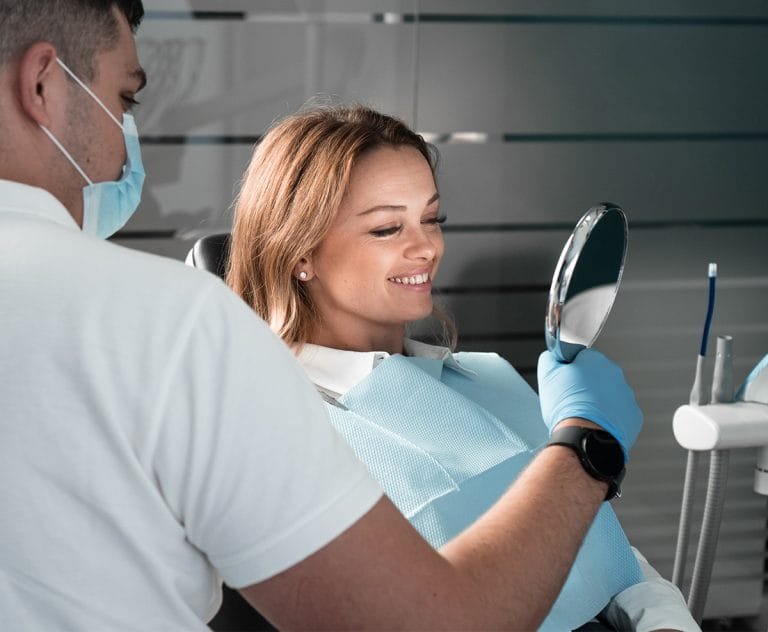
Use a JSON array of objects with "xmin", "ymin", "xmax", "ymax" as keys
[
  {"xmin": 38, "ymin": 124, "xmax": 94, "ymax": 185},
  {"xmin": 55, "ymin": 58, "xmax": 123, "ymax": 130}
]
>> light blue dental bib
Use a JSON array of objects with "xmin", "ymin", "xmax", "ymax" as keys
[{"xmin": 325, "ymin": 353, "xmax": 642, "ymax": 631}]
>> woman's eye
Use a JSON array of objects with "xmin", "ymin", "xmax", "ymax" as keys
[
  {"xmin": 423, "ymin": 214, "xmax": 447, "ymax": 226},
  {"xmin": 369, "ymin": 225, "xmax": 402, "ymax": 237}
]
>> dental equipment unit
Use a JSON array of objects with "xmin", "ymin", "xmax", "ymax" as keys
[{"xmin": 672, "ymin": 264, "xmax": 768, "ymax": 624}]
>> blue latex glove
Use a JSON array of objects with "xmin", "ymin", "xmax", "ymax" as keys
[{"xmin": 537, "ymin": 348, "xmax": 643, "ymax": 457}]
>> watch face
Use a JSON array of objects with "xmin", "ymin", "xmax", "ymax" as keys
[{"xmin": 583, "ymin": 430, "xmax": 624, "ymax": 477}]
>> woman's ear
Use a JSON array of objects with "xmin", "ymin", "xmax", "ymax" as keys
[
  {"xmin": 18, "ymin": 42, "xmax": 61, "ymax": 127},
  {"xmin": 293, "ymin": 257, "xmax": 313, "ymax": 281}
]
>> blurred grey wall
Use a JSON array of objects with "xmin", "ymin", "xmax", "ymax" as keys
[{"xmin": 124, "ymin": 1, "xmax": 768, "ymax": 619}]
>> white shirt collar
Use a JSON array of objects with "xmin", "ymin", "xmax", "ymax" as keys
[
  {"xmin": 0, "ymin": 179, "xmax": 79, "ymax": 231},
  {"xmin": 296, "ymin": 338, "xmax": 475, "ymax": 398}
]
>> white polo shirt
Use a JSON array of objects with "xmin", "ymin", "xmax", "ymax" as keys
[{"xmin": 0, "ymin": 180, "xmax": 382, "ymax": 630}]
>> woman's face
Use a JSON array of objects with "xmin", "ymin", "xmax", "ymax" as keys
[{"xmin": 305, "ymin": 144, "xmax": 445, "ymax": 352}]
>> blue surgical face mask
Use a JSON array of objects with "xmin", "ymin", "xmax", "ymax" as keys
[{"xmin": 39, "ymin": 58, "xmax": 145, "ymax": 239}]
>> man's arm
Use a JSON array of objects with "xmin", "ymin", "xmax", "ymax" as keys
[{"xmin": 241, "ymin": 419, "xmax": 608, "ymax": 631}]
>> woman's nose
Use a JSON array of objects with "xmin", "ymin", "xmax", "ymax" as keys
[{"xmin": 404, "ymin": 226, "xmax": 438, "ymax": 261}]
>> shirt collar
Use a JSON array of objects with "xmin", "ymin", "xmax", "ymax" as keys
[
  {"xmin": 0, "ymin": 179, "xmax": 80, "ymax": 231},
  {"xmin": 296, "ymin": 338, "xmax": 476, "ymax": 398}
]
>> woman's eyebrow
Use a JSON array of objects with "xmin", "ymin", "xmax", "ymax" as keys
[
  {"xmin": 358, "ymin": 204, "xmax": 406, "ymax": 216},
  {"xmin": 358, "ymin": 193, "xmax": 440, "ymax": 216}
]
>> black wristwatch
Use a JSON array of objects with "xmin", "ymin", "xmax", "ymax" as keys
[{"xmin": 548, "ymin": 426, "xmax": 626, "ymax": 501}]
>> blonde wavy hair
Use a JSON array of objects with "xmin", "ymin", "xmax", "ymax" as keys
[{"xmin": 227, "ymin": 103, "xmax": 456, "ymax": 350}]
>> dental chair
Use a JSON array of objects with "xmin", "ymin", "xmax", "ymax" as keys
[
  {"xmin": 184, "ymin": 233, "xmax": 618, "ymax": 632},
  {"xmin": 185, "ymin": 232, "xmax": 230, "ymax": 281}
]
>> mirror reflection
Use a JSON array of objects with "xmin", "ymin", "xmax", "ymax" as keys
[{"xmin": 546, "ymin": 204, "xmax": 628, "ymax": 362}]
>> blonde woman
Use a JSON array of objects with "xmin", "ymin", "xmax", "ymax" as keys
[{"xmin": 227, "ymin": 104, "xmax": 698, "ymax": 632}]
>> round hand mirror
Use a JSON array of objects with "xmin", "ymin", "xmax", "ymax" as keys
[{"xmin": 545, "ymin": 203, "xmax": 628, "ymax": 363}]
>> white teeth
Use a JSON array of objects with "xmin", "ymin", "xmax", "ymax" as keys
[{"xmin": 390, "ymin": 272, "xmax": 430, "ymax": 285}]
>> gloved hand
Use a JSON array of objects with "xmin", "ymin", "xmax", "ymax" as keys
[{"xmin": 537, "ymin": 348, "xmax": 643, "ymax": 457}]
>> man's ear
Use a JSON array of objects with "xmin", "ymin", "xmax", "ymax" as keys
[{"xmin": 17, "ymin": 42, "xmax": 61, "ymax": 127}]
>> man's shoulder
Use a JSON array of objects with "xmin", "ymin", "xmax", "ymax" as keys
[
  {"xmin": 75, "ymin": 238, "xmax": 248, "ymax": 333},
  {"xmin": 93, "ymin": 238, "xmax": 223, "ymax": 299},
  {"xmin": 88, "ymin": 240, "xmax": 284, "ymax": 373}
]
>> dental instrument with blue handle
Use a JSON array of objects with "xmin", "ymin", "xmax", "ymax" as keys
[
  {"xmin": 691, "ymin": 263, "xmax": 718, "ymax": 406},
  {"xmin": 672, "ymin": 263, "xmax": 717, "ymax": 590}
]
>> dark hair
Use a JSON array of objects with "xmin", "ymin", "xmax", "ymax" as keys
[{"xmin": 0, "ymin": 1, "xmax": 144, "ymax": 80}]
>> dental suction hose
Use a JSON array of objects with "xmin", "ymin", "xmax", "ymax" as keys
[
  {"xmin": 687, "ymin": 449, "xmax": 729, "ymax": 623},
  {"xmin": 672, "ymin": 263, "xmax": 717, "ymax": 589},
  {"xmin": 672, "ymin": 450, "xmax": 700, "ymax": 587},
  {"xmin": 686, "ymin": 335, "xmax": 734, "ymax": 624}
]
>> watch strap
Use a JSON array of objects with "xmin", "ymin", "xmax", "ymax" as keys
[{"xmin": 548, "ymin": 426, "xmax": 625, "ymax": 501}]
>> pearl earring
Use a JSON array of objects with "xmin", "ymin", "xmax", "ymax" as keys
[{"xmin": 298, "ymin": 271, "xmax": 308, "ymax": 280}]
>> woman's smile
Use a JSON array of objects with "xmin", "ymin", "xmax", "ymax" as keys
[{"xmin": 387, "ymin": 270, "xmax": 433, "ymax": 291}]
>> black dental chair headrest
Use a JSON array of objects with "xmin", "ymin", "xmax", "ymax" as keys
[{"xmin": 186, "ymin": 233, "xmax": 231, "ymax": 281}]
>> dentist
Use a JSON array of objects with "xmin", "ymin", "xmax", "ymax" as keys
[{"xmin": 1, "ymin": 1, "xmax": 646, "ymax": 629}]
